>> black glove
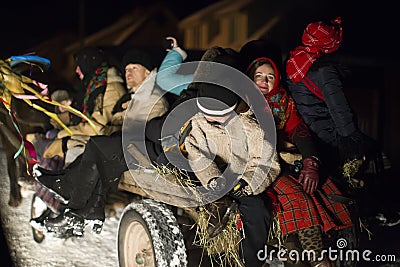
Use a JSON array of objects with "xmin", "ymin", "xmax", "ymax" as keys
[
  {"xmin": 112, "ymin": 92, "xmax": 133, "ymax": 114},
  {"xmin": 229, "ymin": 179, "xmax": 251, "ymax": 199},
  {"xmin": 338, "ymin": 130, "xmax": 379, "ymax": 163}
]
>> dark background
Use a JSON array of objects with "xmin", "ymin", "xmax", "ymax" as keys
[
  {"xmin": 1, "ymin": 0, "xmax": 398, "ymax": 60},
  {"xmin": 1, "ymin": 1, "xmax": 399, "ymax": 266}
]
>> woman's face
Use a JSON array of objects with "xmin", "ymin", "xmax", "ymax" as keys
[{"xmin": 253, "ymin": 64, "xmax": 276, "ymax": 95}]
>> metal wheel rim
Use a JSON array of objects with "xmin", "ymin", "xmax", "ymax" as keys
[{"xmin": 124, "ymin": 221, "xmax": 155, "ymax": 267}]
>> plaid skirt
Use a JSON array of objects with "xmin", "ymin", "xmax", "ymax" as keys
[{"xmin": 266, "ymin": 175, "xmax": 354, "ymax": 236}]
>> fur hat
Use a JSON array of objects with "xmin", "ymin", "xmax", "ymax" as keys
[
  {"xmin": 51, "ymin": 89, "xmax": 70, "ymax": 103},
  {"xmin": 51, "ymin": 89, "xmax": 71, "ymax": 113},
  {"xmin": 74, "ymin": 47, "xmax": 106, "ymax": 76},
  {"xmin": 193, "ymin": 46, "xmax": 242, "ymax": 82},
  {"xmin": 122, "ymin": 49, "xmax": 156, "ymax": 71},
  {"xmin": 193, "ymin": 46, "xmax": 242, "ymax": 116},
  {"xmin": 196, "ymin": 84, "xmax": 239, "ymax": 116}
]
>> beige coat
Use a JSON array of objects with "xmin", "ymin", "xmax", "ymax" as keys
[
  {"xmin": 185, "ymin": 112, "xmax": 280, "ymax": 195},
  {"xmin": 43, "ymin": 67, "xmax": 125, "ymax": 159},
  {"xmin": 57, "ymin": 67, "xmax": 126, "ymax": 139},
  {"xmin": 122, "ymin": 70, "xmax": 169, "ymax": 132}
]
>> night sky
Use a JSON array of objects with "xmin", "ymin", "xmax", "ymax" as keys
[
  {"xmin": 1, "ymin": 0, "xmax": 215, "ymax": 58},
  {"xmin": 1, "ymin": 0, "xmax": 398, "ymax": 61}
]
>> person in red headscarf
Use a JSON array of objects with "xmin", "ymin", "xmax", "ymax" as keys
[{"xmin": 240, "ymin": 39, "xmax": 354, "ymax": 267}]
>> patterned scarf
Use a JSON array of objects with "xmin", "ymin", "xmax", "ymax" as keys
[
  {"xmin": 82, "ymin": 63, "xmax": 108, "ymax": 117},
  {"xmin": 286, "ymin": 17, "xmax": 343, "ymax": 83},
  {"xmin": 265, "ymin": 85, "xmax": 296, "ymax": 130},
  {"xmin": 247, "ymin": 57, "xmax": 296, "ymax": 130}
]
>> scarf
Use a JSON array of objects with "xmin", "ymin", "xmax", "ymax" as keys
[
  {"xmin": 286, "ymin": 17, "xmax": 343, "ymax": 83},
  {"xmin": 82, "ymin": 63, "xmax": 108, "ymax": 117},
  {"xmin": 265, "ymin": 85, "xmax": 296, "ymax": 131},
  {"xmin": 246, "ymin": 57, "xmax": 296, "ymax": 130}
]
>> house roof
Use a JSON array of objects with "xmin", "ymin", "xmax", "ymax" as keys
[{"xmin": 65, "ymin": 3, "xmax": 179, "ymax": 54}]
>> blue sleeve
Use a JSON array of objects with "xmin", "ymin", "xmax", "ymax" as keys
[{"xmin": 156, "ymin": 50, "xmax": 194, "ymax": 96}]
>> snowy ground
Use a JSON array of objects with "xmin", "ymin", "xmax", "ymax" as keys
[
  {"xmin": 1, "ymin": 143, "xmax": 400, "ymax": 267},
  {"xmin": 0, "ymin": 148, "xmax": 122, "ymax": 267}
]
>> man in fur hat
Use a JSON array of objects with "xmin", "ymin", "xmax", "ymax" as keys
[{"xmin": 32, "ymin": 49, "xmax": 169, "ymax": 236}]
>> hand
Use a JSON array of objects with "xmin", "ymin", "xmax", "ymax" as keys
[
  {"xmin": 229, "ymin": 179, "xmax": 251, "ymax": 199},
  {"xmin": 207, "ymin": 177, "xmax": 226, "ymax": 191},
  {"xmin": 165, "ymin": 36, "xmax": 178, "ymax": 51},
  {"xmin": 338, "ymin": 130, "xmax": 379, "ymax": 163},
  {"xmin": 299, "ymin": 157, "xmax": 319, "ymax": 194}
]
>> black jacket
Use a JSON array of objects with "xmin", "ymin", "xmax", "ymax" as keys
[{"xmin": 286, "ymin": 60, "xmax": 356, "ymax": 147}]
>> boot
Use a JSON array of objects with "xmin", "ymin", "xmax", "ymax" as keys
[
  {"xmin": 30, "ymin": 209, "xmax": 54, "ymax": 232},
  {"xmin": 72, "ymin": 179, "xmax": 108, "ymax": 234},
  {"xmin": 44, "ymin": 209, "xmax": 85, "ymax": 237},
  {"xmin": 207, "ymin": 199, "xmax": 237, "ymax": 238}
]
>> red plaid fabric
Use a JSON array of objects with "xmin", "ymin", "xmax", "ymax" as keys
[
  {"xmin": 35, "ymin": 182, "xmax": 62, "ymax": 213},
  {"xmin": 34, "ymin": 156, "xmax": 65, "ymax": 213},
  {"xmin": 286, "ymin": 17, "xmax": 343, "ymax": 83},
  {"xmin": 267, "ymin": 175, "xmax": 353, "ymax": 236}
]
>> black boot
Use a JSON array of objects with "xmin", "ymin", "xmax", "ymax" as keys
[
  {"xmin": 73, "ymin": 179, "xmax": 108, "ymax": 234},
  {"xmin": 44, "ymin": 210, "xmax": 85, "ymax": 237},
  {"xmin": 30, "ymin": 209, "xmax": 54, "ymax": 232}
]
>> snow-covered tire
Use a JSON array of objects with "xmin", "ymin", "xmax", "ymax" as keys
[
  {"xmin": 30, "ymin": 194, "xmax": 47, "ymax": 243},
  {"xmin": 117, "ymin": 199, "xmax": 187, "ymax": 267}
]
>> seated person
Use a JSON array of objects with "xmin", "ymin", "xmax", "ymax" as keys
[
  {"xmin": 41, "ymin": 47, "xmax": 126, "ymax": 168},
  {"xmin": 240, "ymin": 39, "xmax": 355, "ymax": 266},
  {"xmin": 31, "ymin": 49, "xmax": 169, "ymax": 236},
  {"xmin": 160, "ymin": 46, "xmax": 281, "ymax": 267}
]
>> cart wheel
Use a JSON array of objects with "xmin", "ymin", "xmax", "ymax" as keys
[
  {"xmin": 117, "ymin": 199, "xmax": 187, "ymax": 267},
  {"xmin": 30, "ymin": 194, "xmax": 47, "ymax": 243}
]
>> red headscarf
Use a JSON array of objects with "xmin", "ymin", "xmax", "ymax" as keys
[{"xmin": 286, "ymin": 17, "xmax": 343, "ymax": 83}]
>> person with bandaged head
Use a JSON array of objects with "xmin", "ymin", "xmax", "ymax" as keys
[{"xmin": 183, "ymin": 46, "xmax": 280, "ymax": 267}]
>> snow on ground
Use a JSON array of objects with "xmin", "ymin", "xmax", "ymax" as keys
[
  {"xmin": 1, "ymin": 143, "xmax": 400, "ymax": 267},
  {"xmin": 0, "ymin": 148, "xmax": 122, "ymax": 267}
]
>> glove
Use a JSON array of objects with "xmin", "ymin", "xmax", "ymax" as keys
[
  {"xmin": 299, "ymin": 157, "xmax": 319, "ymax": 194},
  {"xmin": 112, "ymin": 92, "xmax": 133, "ymax": 114},
  {"xmin": 338, "ymin": 130, "xmax": 379, "ymax": 162},
  {"xmin": 229, "ymin": 179, "xmax": 251, "ymax": 199},
  {"xmin": 207, "ymin": 177, "xmax": 226, "ymax": 191}
]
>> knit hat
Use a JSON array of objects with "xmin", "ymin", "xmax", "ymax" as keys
[
  {"xmin": 122, "ymin": 49, "xmax": 156, "ymax": 71},
  {"xmin": 51, "ymin": 89, "xmax": 71, "ymax": 113},
  {"xmin": 51, "ymin": 89, "xmax": 70, "ymax": 103},
  {"xmin": 196, "ymin": 84, "xmax": 239, "ymax": 116},
  {"xmin": 286, "ymin": 17, "xmax": 343, "ymax": 83},
  {"xmin": 193, "ymin": 46, "xmax": 241, "ymax": 116},
  {"xmin": 239, "ymin": 39, "xmax": 283, "ymax": 74},
  {"xmin": 193, "ymin": 46, "xmax": 243, "ymax": 82},
  {"xmin": 74, "ymin": 47, "xmax": 106, "ymax": 77}
]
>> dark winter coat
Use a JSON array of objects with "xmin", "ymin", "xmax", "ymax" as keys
[{"xmin": 285, "ymin": 59, "xmax": 356, "ymax": 148}]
